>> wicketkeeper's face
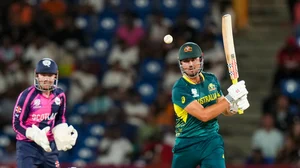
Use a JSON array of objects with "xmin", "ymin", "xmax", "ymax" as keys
[
  {"xmin": 180, "ymin": 57, "xmax": 202, "ymax": 77},
  {"xmin": 36, "ymin": 74, "xmax": 56, "ymax": 90}
]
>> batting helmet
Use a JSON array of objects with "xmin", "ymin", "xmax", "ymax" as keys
[{"xmin": 178, "ymin": 42, "xmax": 204, "ymax": 78}]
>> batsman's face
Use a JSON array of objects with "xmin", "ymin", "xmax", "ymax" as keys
[
  {"xmin": 180, "ymin": 57, "xmax": 202, "ymax": 77},
  {"xmin": 37, "ymin": 74, "xmax": 56, "ymax": 90}
]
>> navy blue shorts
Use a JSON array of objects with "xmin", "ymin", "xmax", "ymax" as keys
[{"xmin": 16, "ymin": 140, "xmax": 60, "ymax": 168}]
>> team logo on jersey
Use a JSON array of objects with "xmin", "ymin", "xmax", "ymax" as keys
[
  {"xmin": 191, "ymin": 88, "xmax": 199, "ymax": 97},
  {"xmin": 33, "ymin": 99, "xmax": 41, "ymax": 108},
  {"xmin": 42, "ymin": 60, "xmax": 51, "ymax": 67},
  {"xmin": 208, "ymin": 83, "xmax": 216, "ymax": 91},
  {"xmin": 15, "ymin": 106, "xmax": 22, "ymax": 113},
  {"xmin": 55, "ymin": 97, "xmax": 61, "ymax": 105},
  {"xmin": 181, "ymin": 96, "xmax": 185, "ymax": 104}
]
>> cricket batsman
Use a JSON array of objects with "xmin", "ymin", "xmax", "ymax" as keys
[
  {"xmin": 171, "ymin": 42, "xmax": 250, "ymax": 168},
  {"xmin": 12, "ymin": 58, "xmax": 78, "ymax": 168}
]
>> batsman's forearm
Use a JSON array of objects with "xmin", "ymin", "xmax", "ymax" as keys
[
  {"xmin": 217, "ymin": 96, "xmax": 234, "ymax": 116},
  {"xmin": 185, "ymin": 100, "xmax": 230, "ymax": 122},
  {"xmin": 200, "ymin": 99, "xmax": 230, "ymax": 121}
]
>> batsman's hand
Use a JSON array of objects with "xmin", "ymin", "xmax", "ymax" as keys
[
  {"xmin": 225, "ymin": 80, "xmax": 248, "ymax": 103},
  {"xmin": 230, "ymin": 95, "xmax": 250, "ymax": 114},
  {"xmin": 26, "ymin": 125, "xmax": 52, "ymax": 152},
  {"xmin": 52, "ymin": 123, "xmax": 78, "ymax": 151}
]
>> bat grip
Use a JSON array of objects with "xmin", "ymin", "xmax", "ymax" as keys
[{"xmin": 231, "ymin": 79, "xmax": 244, "ymax": 114}]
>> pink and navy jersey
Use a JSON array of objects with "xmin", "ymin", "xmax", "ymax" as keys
[{"xmin": 12, "ymin": 86, "xmax": 67, "ymax": 141}]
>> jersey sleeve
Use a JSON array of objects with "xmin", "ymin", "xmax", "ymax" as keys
[
  {"xmin": 55, "ymin": 91, "xmax": 67, "ymax": 125},
  {"xmin": 214, "ymin": 75, "xmax": 224, "ymax": 97},
  {"xmin": 12, "ymin": 87, "xmax": 34, "ymax": 137},
  {"xmin": 172, "ymin": 86, "xmax": 195, "ymax": 109}
]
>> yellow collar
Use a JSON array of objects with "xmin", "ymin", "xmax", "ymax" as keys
[{"xmin": 183, "ymin": 73, "xmax": 205, "ymax": 85}]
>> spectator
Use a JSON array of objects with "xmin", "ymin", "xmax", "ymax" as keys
[
  {"xmin": 85, "ymin": 85, "xmax": 113, "ymax": 115},
  {"xmin": 294, "ymin": 1, "xmax": 300, "ymax": 25},
  {"xmin": 136, "ymin": 111, "xmax": 160, "ymax": 147},
  {"xmin": 68, "ymin": 61, "xmax": 98, "ymax": 106},
  {"xmin": 52, "ymin": 15, "xmax": 86, "ymax": 48},
  {"xmin": 290, "ymin": 121, "xmax": 300, "ymax": 147},
  {"xmin": 40, "ymin": 0, "xmax": 67, "ymax": 29},
  {"xmin": 273, "ymin": 95, "xmax": 295, "ymax": 132},
  {"xmin": 197, "ymin": 30, "xmax": 226, "ymax": 81},
  {"xmin": 275, "ymin": 135, "xmax": 300, "ymax": 164},
  {"xmin": 96, "ymin": 125, "xmax": 133, "ymax": 165},
  {"xmin": 101, "ymin": 61, "xmax": 134, "ymax": 91},
  {"xmin": 123, "ymin": 90, "xmax": 149, "ymax": 127},
  {"xmin": 171, "ymin": 14, "xmax": 197, "ymax": 42},
  {"xmin": 246, "ymin": 148, "xmax": 272, "ymax": 165},
  {"xmin": 165, "ymin": 36, "xmax": 186, "ymax": 65},
  {"xmin": 8, "ymin": 0, "xmax": 33, "ymax": 27},
  {"xmin": 252, "ymin": 114, "xmax": 284, "ymax": 159},
  {"xmin": 0, "ymin": 35, "xmax": 23, "ymax": 69},
  {"xmin": 0, "ymin": 138, "xmax": 16, "ymax": 164},
  {"xmin": 273, "ymin": 36, "xmax": 300, "ymax": 89},
  {"xmin": 80, "ymin": 0, "xmax": 106, "ymax": 14},
  {"xmin": 107, "ymin": 39, "xmax": 139, "ymax": 70},
  {"xmin": 148, "ymin": 12, "xmax": 170, "ymax": 43},
  {"xmin": 152, "ymin": 93, "xmax": 175, "ymax": 129},
  {"xmin": 80, "ymin": 85, "xmax": 114, "ymax": 124},
  {"xmin": 287, "ymin": 0, "xmax": 298, "ymax": 23},
  {"xmin": 13, "ymin": 59, "xmax": 34, "ymax": 89},
  {"xmin": 23, "ymin": 34, "xmax": 56, "ymax": 68},
  {"xmin": 116, "ymin": 12, "xmax": 145, "ymax": 47},
  {"xmin": 162, "ymin": 64, "xmax": 181, "ymax": 92}
]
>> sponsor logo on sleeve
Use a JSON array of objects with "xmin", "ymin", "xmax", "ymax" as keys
[
  {"xmin": 181, "ymin": 96, "xmax": 185, "ymax": 104},
  {"xmin": 54, "ymin": 97, "xmax": 61, "ymax": 105},
  {"xmin": 15, "ymin": 106, "xmax": 22, "ymax": 113}
]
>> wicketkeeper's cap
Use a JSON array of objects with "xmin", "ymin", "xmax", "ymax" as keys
[{"xmin": 178, "ymin": 42, "xmax": 203, "ymax": 61}]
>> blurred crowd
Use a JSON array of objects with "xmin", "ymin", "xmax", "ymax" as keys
[
  {"xmin": 0, "ymin": 0, "xmax": 233, "ymax": 166},
  {"xmin": 247, "ymin": 0, "xmax": 300, "ymax": 166},
  {"xmin": 2, "ymin": 0, "xmax": 300, "ymax": 167}
]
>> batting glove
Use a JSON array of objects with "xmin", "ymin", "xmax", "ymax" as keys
[
  {"xmin": 225, "ymin": 80, "xmax": 248, "ymax": 103},
  {"xmin": 236, "ymin": 95, "xmax": 250, "ymax": 110},
  {"xmin": 229, "ymin": 101, "xmax": 238, "ymax": 114},
  {"xmin": 26, "ymin": 125, "xmax": 52, "ymax": 152},
  {"xmin": 230, "ymin": 95, "xmax": 250, "ymax": 114},
  {"xmin": 52, "ymin": 123, "xmax": 78, "ymax": 151}
]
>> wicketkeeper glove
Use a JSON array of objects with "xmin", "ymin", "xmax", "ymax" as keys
[
  {"xmin": 230, "ymin": 95, "xmax": 250, "ymax": 114},
  {"xmin": 52, "ymin": 123, "xmax": 78, "ymax": 151},
  {"xmin": 225, "ymin": 80, "xmax": 248, "ymax": 104},
  {"xmin": 26, "ymin": 125, "xmax": 52, "ymax": 152}
]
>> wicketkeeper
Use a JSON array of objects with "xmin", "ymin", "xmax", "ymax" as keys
[{"xmin": 12, "ymin": 58, "xmax": 78, "ymax": 168}]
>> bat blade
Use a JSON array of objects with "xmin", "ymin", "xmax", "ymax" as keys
[
  {"xmin": 222, "ymin": 14, "xmax": 244, "ymax": 114},
  {"xmin": 222, "ymin": 14, "xmax": 239, "ymax": 82}
]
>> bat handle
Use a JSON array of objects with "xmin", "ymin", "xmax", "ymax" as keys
[{"xmin": 231, "ymin": 79, "xmax": 244, "ymax": 114}]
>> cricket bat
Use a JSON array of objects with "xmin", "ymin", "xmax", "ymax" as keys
[{"xmin": 222, "ymin": 14, "xmax": 243, "ymax": 114}]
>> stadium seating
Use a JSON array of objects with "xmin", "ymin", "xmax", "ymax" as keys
[
  {"xmin": 158, "ymin": 0, "xmax": 182, "ymax": 23},
  {"xmin": 96, "ymin": 10, "xmax": 119, "ymax": 39},
  {"xmin": 135, "ymin": 80, "xmax": 158, "ymax": 105},
  {"xmin": 280, "ymin": 79, "xmax": 300, "ymax": 99},
  {"xmin": 139, "ymin": 58, "xmax": 164, "ymax": 81},
  {"xmin": 129, "ymin": 0, "xmax": 153, "ymax": 19},
  {"xmin": 186, "ymin": 0, "xmax": 211, "ymax": 19}
]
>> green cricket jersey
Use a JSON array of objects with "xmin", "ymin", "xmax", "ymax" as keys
[{"xmin": 172, "ymin": 72, "xmax": 223, "ymax": 138}]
